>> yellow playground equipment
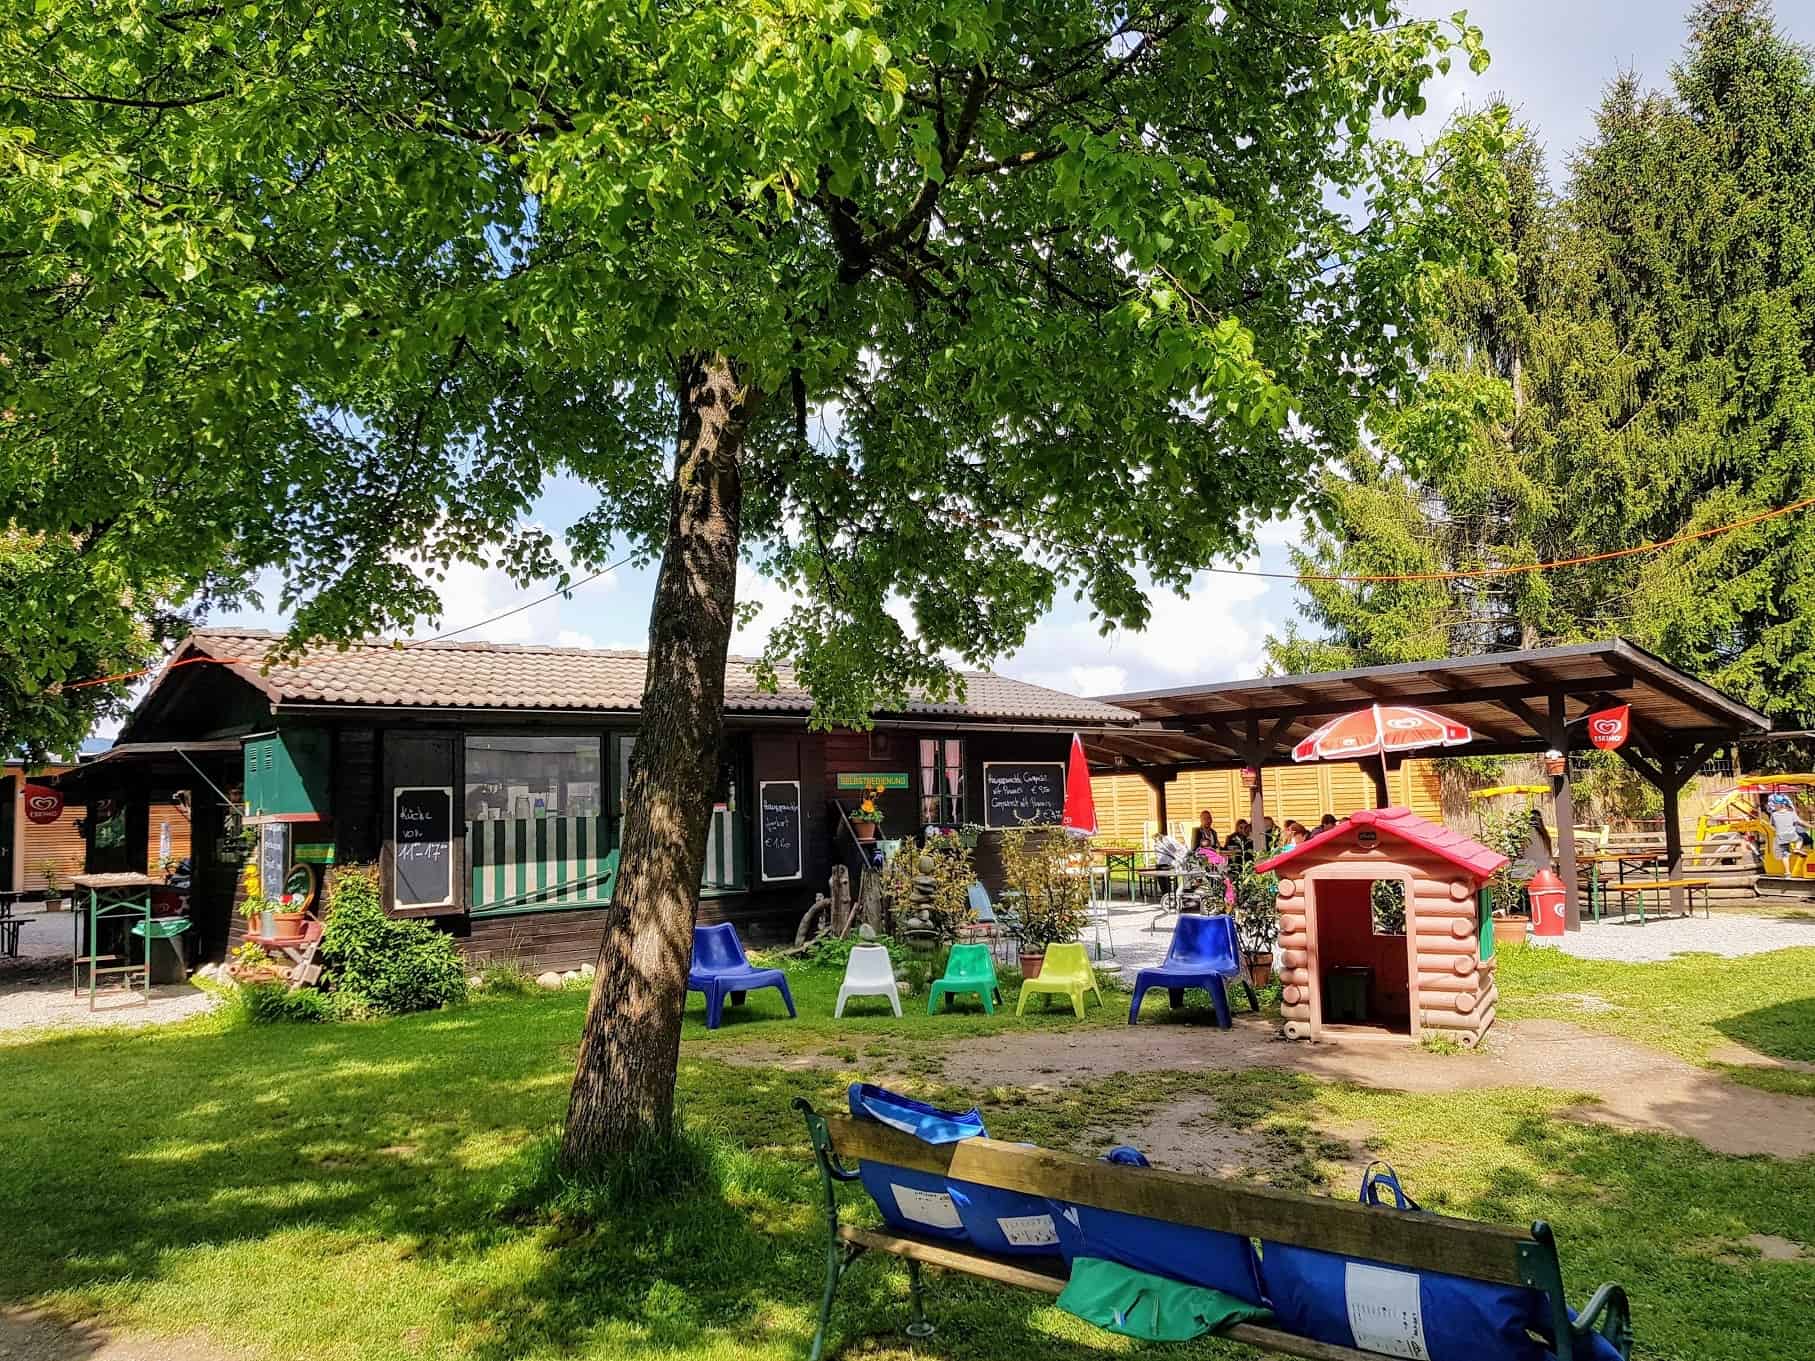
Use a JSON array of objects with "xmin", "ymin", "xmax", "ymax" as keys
[{"xmin": 1694, "ymin": 775, "xmax": 1815, "ymax": 879}]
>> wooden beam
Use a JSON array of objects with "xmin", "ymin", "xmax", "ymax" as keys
[
  {"xmin": 822, "ymin": 1117, "xmax": 1532, "ymax": 1284},
  {"xmin": 1614, "ymin": 745, "xmax": 1666, "ymax": 789},
  {"xmin": 1154, "ymin": 675, "xmax": 1630, "ymax": 727}
]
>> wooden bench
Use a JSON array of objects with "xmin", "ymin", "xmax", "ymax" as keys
[
  {"xmin": 796, "ymin": 1099, "xmax": 1631, "ymax": 1361},
  {"xmin": 1607, "ymin": 878, "xmax": 1711, "ymax": 923}
]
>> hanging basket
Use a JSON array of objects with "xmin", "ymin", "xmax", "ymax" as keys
[{"xmin": 1542, "ymin": 755, "xmax": 1567, "ymax": 777}]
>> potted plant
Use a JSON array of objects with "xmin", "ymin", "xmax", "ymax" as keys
[
  {"xmin": 1233, "ymin": 864, "xmax": 1279, "ymax": 987},
  {"xmin": 239, "ymin": 861, "xmax": 278, "ymax": 938},
  {"xmin": 850, "ymin": 782, "xmax": 885, "ymax": 840},
  {"xmin": 270, "ymin": 893, "xmax": 309, "ymax": 943},
  {"xmin": 38, "ymin": 861, "xmax": 66, "ymax": 911},
  {"xmin": 998, "ymin": 825, "xmax": 1088, "ymax": 978}
]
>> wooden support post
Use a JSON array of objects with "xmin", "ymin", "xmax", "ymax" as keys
[
  {"xmin": 1140, "ymin": 770, "xmax": 1169, "ymax": 842},
  {"xmin": 1548, "ymin": 693, "xmax": 1582, "ymax": 932},
  {"xmin": 1245, "ymin": 719, "xmax": 1267, "ymax": 849},
  {"xmin": 1662, "ymin": 776, "xmax": 1685, "ymax": 917},
  {"xmin": 1367, "ymin": 758, "xmax": 1389, "ymax": 809}
]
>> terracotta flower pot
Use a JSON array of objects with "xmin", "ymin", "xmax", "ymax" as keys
[
  {"xmin": 1493, "ymin": 915, "xmax": 1527, "ymax": 948},
  {"xmin": 270, "ymin": 911, "xmax": 308, "ymax": 943},
  {"xmin": 1543, "ymin": 756, "xmax": 1566, "ymax": 777},
  {"xmin": 1018, "ymin": 951, "xmax": 1045, "ymax": 979},
  {"xmin": 851, "ymin": 820, "xmax": 878, "ymax": 840},
  {"xmin": 1247, "ymin": 953, "xmax": 1274, "ymax": 988}
]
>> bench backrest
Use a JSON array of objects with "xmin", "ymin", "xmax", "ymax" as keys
[{"xmin": 817, "ymin": 1112, "xmax": 1537, "ymax": 1287}]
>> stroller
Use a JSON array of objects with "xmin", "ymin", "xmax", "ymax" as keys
[{"xmin": 1149, "ymin": 836, "xmax": 1219, "ymax": 927}]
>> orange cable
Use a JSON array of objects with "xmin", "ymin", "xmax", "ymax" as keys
[{"xmin": 50, "ymin": 494, "xmax": 1815, "ymax": 693}]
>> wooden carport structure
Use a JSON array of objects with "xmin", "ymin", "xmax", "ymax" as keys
[{"xmin": 1082, "ymin": 640, "xmax": 1772, "ymax": 928}]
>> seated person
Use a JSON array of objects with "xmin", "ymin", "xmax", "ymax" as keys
[
  {"xmin": 1223, "ymin": 820, "xmax": 1252, "ymax": 862},
  {"xmin": 1318, "ymin": 813, "xmax": 1337, "ymax": 832},
  {"xmin": 1189, "ymin": 810, "xmax": 1220, "ymax": 854}
]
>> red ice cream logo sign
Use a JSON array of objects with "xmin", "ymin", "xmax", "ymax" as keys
[
  {"xmin": 22, "ymin": 785, "xmax": 64, "ymax": 825},
  {"xmin": 1586, "ymin": 706, "xmax": 1630, "ymax": 751}
]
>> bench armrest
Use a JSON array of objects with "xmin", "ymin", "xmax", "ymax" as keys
[{"xmin": 1571, "ymin": 1282, "xmax": 1632, "ymax": 1361}]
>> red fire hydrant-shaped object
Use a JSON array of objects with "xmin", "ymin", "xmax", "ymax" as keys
[{"xmin": 1527, "ymin": 868, "xmax": 1567, "ymax": 937}]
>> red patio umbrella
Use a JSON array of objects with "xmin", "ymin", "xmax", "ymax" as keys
[
  {"xmin": 1292, "ymin": 704, "xmax": 1472, "ymax": 805},
  {"xmin": 1062, "ymin": 732, "xmax": 1097, "ymax": 835}
]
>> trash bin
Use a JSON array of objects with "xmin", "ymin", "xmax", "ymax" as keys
[
  {"xmin": 1324, "ymin": 965, "xmax": 1373, "ymax": 1024},
  {"xmin": 1527, "ymin": 869, "xmax": 1567, "ymax": 939}
]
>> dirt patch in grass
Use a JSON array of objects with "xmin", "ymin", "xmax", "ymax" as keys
[
  {"xmin": 940, "ymin": 1015, "xmax": 1815, "ymax": 1159},
  {"xmin": 1714, "ymin": 1234, "xmax": 1810, "ymax": 1265},
  {"xmin": 0, "ymin": 1309, "xmax": 246, "ymax": 1361}
]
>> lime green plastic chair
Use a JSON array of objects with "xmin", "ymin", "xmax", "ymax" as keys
[
  {"xmin": 1016, "ymin": 942, "xmax": 1103, "ymax": 1019},
  {"xmin": 927, "ymin": 943, "xmax": 1003, "ymax": 1015}
]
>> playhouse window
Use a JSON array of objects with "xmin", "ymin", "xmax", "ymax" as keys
[{"xmin": 1370, "ymin": 880, "xmax": 1407, "ymax": 934}]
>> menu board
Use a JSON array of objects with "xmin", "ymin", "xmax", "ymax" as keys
[
  {"xmin": 394, "ymin": 786, "xmax": 454, "ymax": 909},
  {"xmin": 259, "ymin": 822, "xmax": 289, "ymax": 900},
  {"xmin": 759, "ymin": 780, "xmax": 803, "ymax": 883},
  {"xmin": 981, "ymin": 762, "xmax": 1066, "ymax": 828}
]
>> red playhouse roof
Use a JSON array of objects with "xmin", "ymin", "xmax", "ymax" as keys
[{"xmin": 1255, "ymin": 806, "xmax": 1508, "ymax": 882}]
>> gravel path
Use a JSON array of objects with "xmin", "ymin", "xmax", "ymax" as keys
[
  {"xmin": 0, "ymin": 973, "xmax": 220, "ymax": 1035},
  {"xmin": 1096, "ymin": 901, "xmax": 1815, "ymax": 968},
  {"xmin": 1545, "ymin": 911, "xmax": 1815, "ymax": 962}
]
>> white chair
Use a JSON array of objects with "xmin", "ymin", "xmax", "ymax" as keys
[{"xmin": 834, "ymin": 944, "xmax": 901, "ymax": 1017}]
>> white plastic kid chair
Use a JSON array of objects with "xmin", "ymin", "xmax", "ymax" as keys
[{"xmin": 834, "ymin": 944, "xmax": 902, "ymax": 1018}]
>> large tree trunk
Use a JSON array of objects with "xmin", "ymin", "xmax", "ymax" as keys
[{"xmin": 560, "ymin": 353, "xmax": 761, "ymax": 1170}]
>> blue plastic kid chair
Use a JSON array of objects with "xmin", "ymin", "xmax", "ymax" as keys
[
  {"xmin": 687, "ymin": 923, "xmax": 797, "ymax": 1030},
  {"xmin": 1127, "ymin": 913, "xmax": 1259, "ymax": 1030}
]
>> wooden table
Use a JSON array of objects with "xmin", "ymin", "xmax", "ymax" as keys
[
  {"xmin": 71, "ymin": 873, "xmax": 159, "ymax": 1009},
  {"xmin": 1092, "ymin": 845, "xmax": 1144, "ymax": 901}
]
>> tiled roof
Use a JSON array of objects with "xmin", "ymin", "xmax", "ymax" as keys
[
  {"xmin": 1255, "ymin": 806, "xmax": 1508, "ymax": 881},
  {"xmin": 169, "ymin": 629, "xmax": 1139, "ymax": 725}
]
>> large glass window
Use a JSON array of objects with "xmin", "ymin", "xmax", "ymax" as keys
[
  {"xmin": 919, "ymin": 738, "xmax": 965, "ymax": 827},
  {"xmin": 466, "ymin": 734, "xmax": 606, "ymax": 915}
]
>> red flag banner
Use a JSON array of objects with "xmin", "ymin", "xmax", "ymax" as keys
[{"xmin": 1586, "ymin": 705, "xmax": 1630, "ymax": 751}]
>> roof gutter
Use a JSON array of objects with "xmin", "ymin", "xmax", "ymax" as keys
[{"xmin": 269, "ymin": 701, "xmax": 1140, "ymax": 733}]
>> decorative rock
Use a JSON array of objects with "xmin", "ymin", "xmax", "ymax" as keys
[
  {"xmin": 536, "ymin": 970, "xmax": 563, "ymax": 990},
  {"xmin": 561, "ymin": 970, "xmax": 581, "ymax": 984},
  {"xmin": 467, "ymin": 974, "xmax": 485, "ymax": 990},
  {"xmin": 580, "ymin": 962, "xmax": 596, "ymax": 977},
  {"xmin": 857, "ymin": 923, "xmax": 878, "ymax": 941}
]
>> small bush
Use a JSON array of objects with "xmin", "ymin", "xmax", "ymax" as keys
[
  {"xmin": 319, "ymin": 865, "xmax": 468, "ymax": 1016},
  {"xmin": 235, "ymin": 981, "xmax": 329, "ymax": 1024},
  {"xmin": 476, "ymin": 961, "xmax": 537, "ymax": 996}
]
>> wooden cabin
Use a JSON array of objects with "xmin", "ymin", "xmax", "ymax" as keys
[{"xmin": 66, "ymin": 629, "xmax": 1142, "ymax": 972}]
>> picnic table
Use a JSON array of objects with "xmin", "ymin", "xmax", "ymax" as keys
[
  {"xmin": 0, "ymin": 892, "xmax": 29, "ymax": 959},
  {"xmin": 1578, "ymin": 851, "xmax": 1708, "ymax": 924},
  {"xmin": 1090, "ymin": 844, "xmax": 1144, "ymax": 901}
]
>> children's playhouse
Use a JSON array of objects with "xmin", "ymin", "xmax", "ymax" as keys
[{"xmin": 1256, "ymin": 807, "xmax": 1508, "ymax": 1047}]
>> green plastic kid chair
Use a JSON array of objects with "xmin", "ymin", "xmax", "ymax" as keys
[
  {"xmin": 927, "ymin": 943, "xmax": 1003, "ymax": 1015},
  {"xmin": 1016, "ymin": 942, "xmax": 1103, "ymax": 1019}
]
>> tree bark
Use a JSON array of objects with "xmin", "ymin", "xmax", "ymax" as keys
[{"xmin": 560, "ymin": 353, "xmax": 761, "ymax": 1170}]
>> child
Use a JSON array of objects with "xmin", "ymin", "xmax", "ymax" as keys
[{"xmin": 1768, "ymin": 794, "xmax": 1813, "ymax": 861}]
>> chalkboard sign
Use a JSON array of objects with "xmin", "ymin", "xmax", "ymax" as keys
[
  {"xmin": 758, "ymin": 780, "xmax": 803, "ymax": 882},
  {"xmin": 982, "ymin": 762, "xmax": 1066, "ymax": 828},
  {"xmin": 258, "ymin": 822, "xmax": 289, "ymax": 900},
  {"xmin": 394, "ymin": 786, "xmax": 454, "ymax": 909}
]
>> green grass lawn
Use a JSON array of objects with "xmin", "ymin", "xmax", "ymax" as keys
[
  {"xmin": 1, "ymin": 949, "xmax": 1812, "ymax": 1361},
  {"xmin": 1496, "ymin": 942, "xmax": 1815, "ymax": 1094}
]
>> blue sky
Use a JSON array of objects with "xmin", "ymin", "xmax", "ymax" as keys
[{"xmin": 211, "ymin": 1, "xmax": 1815, "ymax": 703}]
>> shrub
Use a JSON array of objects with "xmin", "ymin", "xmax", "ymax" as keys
[
  {"xmin": 1233, "ymin": 864, "xmax": 1280, "ymax": 958},
  {"xmin": 319, "ymin": 865, "xmax": 468, "ymax": 1016},
  {"xmin": 997, "ymin": 825, "xmax": 1089, "ymax": 953},
  {"xmin": 235, "ymin": 980, "xmax": 329, "ymax": 1024}
]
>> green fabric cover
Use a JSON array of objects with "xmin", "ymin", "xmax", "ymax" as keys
[{"xmin": 1057, "ymin": 1256, "xmax": 1272, "ymax": 1343}]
